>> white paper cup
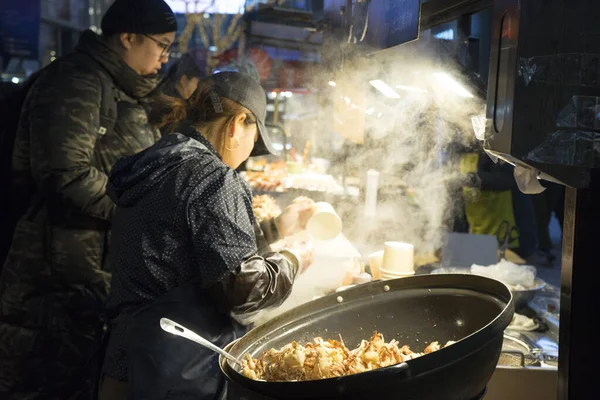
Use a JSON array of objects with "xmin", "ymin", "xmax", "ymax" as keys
[
  {"xmin": 368, "ymin": 250, "xmax": 384, "ymax": 280},
  {"xmin": 382, "ymin": 242, "xmax": 415, "ymax": 273},
  {"xmin": 306, "ymin": 202, "xmax": 342, "ymax": 241},
  {"xmin": 380, "ymin": 268, "xmax": 416, "ymax": 277},
  {"xmin": 380, "ymin": 269, "xmax": 415, "ymax": 280}
]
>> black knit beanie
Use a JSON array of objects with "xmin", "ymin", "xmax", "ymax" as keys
[{"xmin": 101, "ymin": 0, "xmax": 178, "ymax": 36}]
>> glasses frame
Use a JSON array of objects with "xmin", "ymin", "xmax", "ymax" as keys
[{"xmin": 142, "ymin": 34, "xmax": 173, "ymax": 58}]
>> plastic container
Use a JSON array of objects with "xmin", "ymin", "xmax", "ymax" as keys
[{"xmin": 352, "ymin": 272, "xmax": 373, "ymax": 284}]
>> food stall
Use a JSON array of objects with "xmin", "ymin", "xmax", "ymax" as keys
[
  {"xmin": 483, "ymin": 0, "xmax": 600, "ymax": 398},
  {"xmin": 166, "ymin": 1, "xmax": 598, "ymax": 398},
  {"xmin": 243, "ymin": 0, "xmax": 568, "ymax": 398}
]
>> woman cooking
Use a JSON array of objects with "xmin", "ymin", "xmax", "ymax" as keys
[{"xmin": 98, "ymin": 71, "xmax": 315, "ymax": 400}]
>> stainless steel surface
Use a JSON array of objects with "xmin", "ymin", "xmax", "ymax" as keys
[
  {"xmin": 159, "ymin": 318, "xmax": 243, "ymax": 366},
  {"xmin": 487, "ymin": 367, "xmax": 558, "ymax": 400}
]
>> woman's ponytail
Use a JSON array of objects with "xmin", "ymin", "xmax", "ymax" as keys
[{"xmin": 148, "ymin": 95, "xmax": 190, "ymax": 133}]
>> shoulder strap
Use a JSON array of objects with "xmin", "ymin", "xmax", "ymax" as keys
[
  {"xmin": 97, "ymin": 74, "xmax": 118, "ymax": 137},
  {"xmin": 75, "ymin": 54, "xmax": 119, "ymax": 138}
]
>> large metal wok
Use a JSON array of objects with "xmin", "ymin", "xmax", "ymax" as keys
[{"xmin": 219, "ymin": 274, "xmax": 514, "ymax": 400}]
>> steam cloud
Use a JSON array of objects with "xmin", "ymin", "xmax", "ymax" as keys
[{"xmin": 297, "ymin": 39, "xmax": 486, "ymax": 257}]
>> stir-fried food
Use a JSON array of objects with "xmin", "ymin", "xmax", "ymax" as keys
[{"xmin": 242, "ymin": 331, "xmax": 456, "ymax": 381}]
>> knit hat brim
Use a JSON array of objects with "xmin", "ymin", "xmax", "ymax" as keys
[{"xmin": 101, "ymin": 0, "xmax": 178, "ymax": 36}]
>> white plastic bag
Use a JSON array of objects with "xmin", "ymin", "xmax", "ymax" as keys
[{"xmin": 471, "ymin": 260, "xmax": 537, "ymax": 289}]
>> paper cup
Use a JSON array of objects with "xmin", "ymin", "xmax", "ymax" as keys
[
  {"xmin": 380, "ymin": 268, "xmax": 415, "ymax": 277},
  {"xmin": 382, "ymin": 242, "xmax": 414, "ymax": 273},
  {"xmin": 306, "ymin": 202, "xmax": 342, "ymax": 241},
  {"xmin": 380, "ymin": 269, "xmax": 415, "ymax": 281},
  {"xmin": 368, "ymin": 250, "xmax": 384, "ymax": 280}
]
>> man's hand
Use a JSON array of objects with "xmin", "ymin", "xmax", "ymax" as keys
[{"xmin": 275, "ymin": 197, "xmax": 315, "ymax": 238}]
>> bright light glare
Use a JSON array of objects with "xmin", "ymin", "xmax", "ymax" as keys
[
  {"xmin": 328, "ymin": 81, "xmax": 337, "ymax": 87},
  {"xmin": 11, "ymin": 77, "xmax": 20, "ymax": 84},
  {"xmin": 283, "ymin": 91, "xmax": 293, "ymax": 98},
  {"xmin": 396, "ymin": 85, "xmax": 427, "ymax": 93},
  {"xmin": 369, "ymin": 80, "xmax": 400, "ymax": 99},
  {"xmin": 433, "ymin": 73, "xmax": 474, "ymax": 98},
  {"xmin": 165, "ymin": 0, "xmax": 245, "ymax": 14},
  {"xmin": 365, "ymin": 108, "xmax": 375, "ymax": 115}
]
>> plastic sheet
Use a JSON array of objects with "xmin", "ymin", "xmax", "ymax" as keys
[
  {"xmin": 471, "ymin": 260, "xmax": 537, "ymax": 290},
  {"xmin": 513, "ymin": 164, "xmax": 546, "ymax": 194},
  {"xmin": 525, "ymin": 95, "xmax": 600, "ymax": 167},
  {"xmin": 514, "ymin": 53, "xmax": 600, "ymax": 167},
  {"xmin": 471, "ymin": 114, "xmax": 487, "ymax": 141},
  {"xmin": 518, "ymin": 54, "xmax": 600, "ymax": 88}
]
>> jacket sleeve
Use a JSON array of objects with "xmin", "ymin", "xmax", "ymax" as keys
[
  {"xmin": 188, "ymin": 168, "xmax": 298, "ymax": 323},
  {"xmin": 210, "ymin": 252, "xmax": 299, "ymax": 325},
  {"xmin": 254, "ymin": 218, "xmax": 280, "ymax": 255},
  {"xmin": 26, "ymin": 67, "xmax": 115, "ymax": 220}
]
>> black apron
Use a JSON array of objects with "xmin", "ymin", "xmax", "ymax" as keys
[{"xmin": 106, "ymin": 279, "xmax": 247, "ymax": 400}]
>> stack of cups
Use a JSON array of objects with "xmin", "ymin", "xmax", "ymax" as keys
[{"xmin": 380, "ymin": 242, "xmax": 415, "ymax": 280}]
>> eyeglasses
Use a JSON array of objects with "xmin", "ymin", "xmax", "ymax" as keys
[{"xmin": 142, "ymin": 34, "xmax": 173, "ymax": 57}]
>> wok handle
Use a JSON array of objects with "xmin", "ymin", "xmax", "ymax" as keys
[{"xmin": 335, "ymin": 362, "xmax": 410, "ymax": 393}]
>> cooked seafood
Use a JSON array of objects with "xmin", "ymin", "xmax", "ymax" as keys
[{"xmin": 242, "ymin": 331, "xmax": 456, "ymax": 382}]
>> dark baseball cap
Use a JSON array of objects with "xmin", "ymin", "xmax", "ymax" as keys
[{"xmin": 207, "ymin": 71, "xmax": 275, "ymax": 157}]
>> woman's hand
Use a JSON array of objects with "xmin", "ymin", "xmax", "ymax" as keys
[{"xmin": 275, "ymin": 197, "xmax": 315, "ymax": 238}]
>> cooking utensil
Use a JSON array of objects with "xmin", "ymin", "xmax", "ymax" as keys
[
  {"xmin": 430, "ymin": 269, "xmax": 545, "ymax": 310},
  {"xmin": 219, "ymin": 274, "xmax": 514, "ymax": 400},
  {"xmin": 495, "ymin": 220, "xmax": 519, "ymax": 261},
  {"xmin": 499, "ymin": 332, "xmax": 543, "ymax": 367},
  {"xmin": 160, "ymin": 318, "xmax": 243, "ymax": 366},
  {"xmin": 511, "ymin": 278, "xmax": 546, "ymax": 309}
]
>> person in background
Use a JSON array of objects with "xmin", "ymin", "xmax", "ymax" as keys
[
  {"xmin": 98, "ymin": 72, "xmax": 314, "ymax": 400},
  {"xmin": 157, "ymin": 52, "xmax": 204, "ymax": 100},
  {"xmin": 532, "ymin": 182, "xmax": 565, "ymax": 263},
  {"xmin": 0, "ymin": 0, "xmax": 177, "ymax": 398},
  {"xmin": 0, "ymin": 81, "xmax": 22, "ymax": 266},
  {"xmin": 460, "ymin": 146, "xmax": 542, "ymax": 264}
]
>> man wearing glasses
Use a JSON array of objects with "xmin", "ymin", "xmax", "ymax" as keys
[{"xmin": 0, "ymin": 1, "xmax": 177, "ymax": 399}]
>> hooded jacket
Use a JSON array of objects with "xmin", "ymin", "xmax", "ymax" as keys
[
  {"xmin": 102, "ymin": 128, "xmax": 297, "ymax": 385},
  {"xmin": 0, "ymin": 30, "xmax": 161, "ymax": 398}
]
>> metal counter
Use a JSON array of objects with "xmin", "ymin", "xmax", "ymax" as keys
[{"xmin": 488, "ymin": 283, "xmax": 560, "ymax": 400}]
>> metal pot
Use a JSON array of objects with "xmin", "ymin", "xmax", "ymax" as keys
[
  {"xmin": 511, "ymin": 279, "xmax": 546, "ymax": 310},
  {"xmin": 219, "ymin": 274, "xmax": 514, "ymax": 400}
]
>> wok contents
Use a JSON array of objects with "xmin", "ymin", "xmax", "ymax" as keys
[{"xmin": 242, "ymin": 331, "xmax": 456, "ymax": 382}]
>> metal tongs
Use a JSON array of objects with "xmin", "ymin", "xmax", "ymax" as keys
[
  {"xmin": 496, "ymin": 220, "xmax": 519, "ymax": 261},
  {"xmin": 159, "ymin": 318, "xmax": 243, "ymax": 366}
]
